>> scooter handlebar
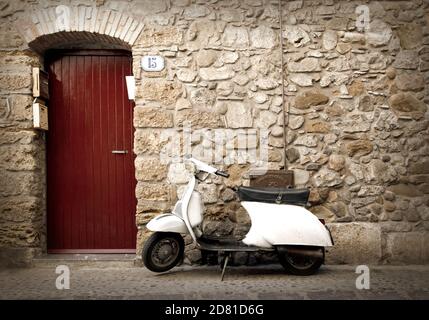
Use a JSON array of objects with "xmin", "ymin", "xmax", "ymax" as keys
[{"xmin": 215, "ymin": 170, "xmax": 230, "ymax": 178}]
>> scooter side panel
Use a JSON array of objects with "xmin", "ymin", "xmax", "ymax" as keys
[
  {"xmin": 242, "ymin": 224, "xmax": 272, "ymax": 248},
  {"xmin": 241, "ymin": 202, "xmax": 333, "ymax": 247},
  {"xmin": 146, "ymin": 213, "xmax": 188, "ymax": 234}
]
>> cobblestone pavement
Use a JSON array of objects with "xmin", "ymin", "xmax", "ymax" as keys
[{"xmin": 0, "ymin": 264, "xmax": 428, "ymax": 300}]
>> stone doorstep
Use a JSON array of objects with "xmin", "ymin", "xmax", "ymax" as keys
[{"xmin": 32, "ymin": 254, "xmax": 138, "ymax": 268}]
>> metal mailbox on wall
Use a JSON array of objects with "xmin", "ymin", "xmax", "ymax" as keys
[
  {"xmin": 32, "ymin": 67, "xmax": 49, "ymax": 131},
  {"xmin": 32, "ymin": 102, "xmax": 48, "ymax": 131},
  {"xmin": 32, "ymin": 67, "xmax": 49, "ymax": 100}
]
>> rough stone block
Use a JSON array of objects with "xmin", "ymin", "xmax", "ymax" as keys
[
  {"xmin": 387, "ymin": 184, "xmax": 424, "ymax": 197},
  {"xmin": 135, "ymin": 157, "xmax": 168, "ymax": 181},
  {"xmin": 134, "ymin": 129, "xmax": 169, "ymax": 155},
  {"xmin": 0, "ymin": 74, "xmax": 31, "ymax": 92},
  {"xmin": 190, "ymin": 88, "xmax": 216, "ymax": 108},
  {"xmin": 175, "ymin": 109, "xmax": 223, "ymax": 128},
  {"xmin": 326, "ymin": 223, "xmax": 382, "ymax": 264},
  {"xmin": 183, "ymin": 5, "xmax": 210, "ymax": 19},
  {"xmin": 0, "ymin": 144, "xmax": 39, "ymax": 171},
  {"xmin": 0, "ymin": 130, "xmax": 35, "ymax": 146},
  {"xmin": 197, "ymin": 183, "xmax": 218, "ymax": 204},
  {"xmin": 167, "ymin": 162, "xmax": 190, "ymax": 184},
  {"xmin": 288, "ymin": 58, "xmax": 321, "ymax": 73},
  {"xmin": 133, "ymin": 106, "xmax": 173, "ymax": 128},
  {"xmin": 0, "ymin": 95, "xmax": 33, "ymax": 122},
  {"xmin": 0, "ymin": 24, "xmax": 25, "ymax": 48},
  {"xmin": 225, "ymin": 101, "xmax": 253, "ymax": 128},
  {"xmin": 135, "ymin": 26, "xmax": 183, "ymax": 47},
  {"xmin": 176, "ymin": 69, "xmax": 197, "ymax": 83},
  {"xmin": 294, "ymin": 89, "xmax": 329, "ymax": 109},
  {"xmin": 250, "ymin": 25, "xmax": 278, "ymax": 49},
  {"xmin": 389, "ymin": 93, "xmax": 427, "ymax": 119},
  {"xmin": 0, "ymin": 52, "xmax": 39, "ymax": 72},
  {"xmin": 136, "ymin": 200, "xmax": 171, "ymax": 215},
  {"xmin": 398, "ymin": 23, "xmax": 422, "ymax": 50},
  {"xmin": 313, "ymin": 168, "xmax": 342, "ymax": 187},
  {"xmin": 221, "ymin": 25, "xmax": 249, "ymax": 48},
  {"xmin": 393, "ymin": 50, "xmax": 419, "ymax": 69},
  {"xmin": 199, "ymin": 66, "xmax": 235, "ymax": 81},
  {"xmin": 195, "ymin": 49, "xmax": 218, "ymax": 67},
  {"xmin": 137, "ymin": 80, "xmax": 182, "ymax": 106},
  {"xmin": 345, "ymin": 139, "xmax": 373, "ymax": 157},
  {"xmin": 386, "ymin": 232, "xmax": 426, "ymax": 264},
  {"xmin": 0, "ymin": 200, "xmax": 43, "ymax": 248},
  {"xmin": 0, "ymin": 171, "xmax": 43, "ymax": 197},
  {"xmin": 135, "ymin": 182, "xmax": 174, "ymax": 202}
]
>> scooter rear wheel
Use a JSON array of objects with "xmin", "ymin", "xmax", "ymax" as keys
[
  {"xmin": 142, "ymin": 232, "xmax": 184, "ymax": 273},
  {"xmin": 277, "ymin": 247, "xmax": 324, "ymax": 276}
]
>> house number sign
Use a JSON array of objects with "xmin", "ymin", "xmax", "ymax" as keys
[{"xmin": 141, "ymin": 55, "xmax": 165, "ymax": 72}]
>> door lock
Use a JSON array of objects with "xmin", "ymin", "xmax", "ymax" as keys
[{"xmin": 112, "ymin": 150, "xmax": 128, "ymax": 154}]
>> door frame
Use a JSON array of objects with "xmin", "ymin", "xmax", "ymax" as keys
[
  {"xmin": 45, "ymin": 49, "xmax": 132, "ymax": 57},
  {"xmin": 44, "ymin": 49, "xmax": 137, "ymax": 254}
]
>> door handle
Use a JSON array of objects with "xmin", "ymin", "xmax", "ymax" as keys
[{"xmin": 112, "ymin": 150, "xmax": 128, "ymax": 154}]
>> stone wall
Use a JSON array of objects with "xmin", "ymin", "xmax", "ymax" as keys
[
  {"xmin": 131, "ymin": 0, "xmax": 429, "ymax": 265},
  {"xmin": 0, "ymin": 0, "xmax": 428, "ymax": 266},
  {"xmin": 0, "ymin": 31, "xmax": 45, "ymax": 265}
]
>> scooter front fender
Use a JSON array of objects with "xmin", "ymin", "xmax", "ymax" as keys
[{"xmin": 146, "ymin": 213, "xmax": 188, "ymax": 234}]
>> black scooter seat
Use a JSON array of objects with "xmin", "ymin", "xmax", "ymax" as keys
[{"xmin": 237, "ymin": 186, "xmax": 310, "ymax": 206}]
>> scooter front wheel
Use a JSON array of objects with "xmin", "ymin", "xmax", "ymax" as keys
[
  {"xmin": 277, "ymin": 246, "xmax": 324, "ymax": 276},
  {"xmin": 142, "ymin": 232, "xmax": 185, "ymax": 273}
]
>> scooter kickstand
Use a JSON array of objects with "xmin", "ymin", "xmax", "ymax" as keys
[{"xmin": 220, "ymin": 253, "xmax": 230, "ymax": 281}]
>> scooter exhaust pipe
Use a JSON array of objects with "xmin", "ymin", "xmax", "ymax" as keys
[{"xmin": 283, "ymin": 247, "xmax": 324, "ymax": 259}]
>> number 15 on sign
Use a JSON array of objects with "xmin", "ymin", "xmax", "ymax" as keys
[{"xmin": 141, "ymin": 56, "xmax": 164, "ymax": 72}]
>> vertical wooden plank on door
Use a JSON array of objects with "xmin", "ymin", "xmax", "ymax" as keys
[
  {"xmin": 92, "ymin": 55, "xmax": 100, "ymax": 248},
  {"xmin": 69, "ymin": 54, "xmax": 75, "ymax": 249},
  {"xmin": 99, "ymin": 55, "xmax": 109, "ymax": 249},
  {"xmin": 121, "ymin": 57, "xmax": 128, "ymax": 248},
  {"xmin": 69, "ymin": 55, "xmax": 77, "ymax": 249},
  {"xmin": 77, "ymin": 55, "xmax": 85, "ymax": 248},
  {"xmin": 78, "ymin": 55, "xmax": 87, "ymax": 248},
  {"xmin": 115, "ymin": 56, "xmax": 125, "ymax": 249},
  {"xmin": 84, "ymin": 55, "xmax": 94, "ymax": 249},
  {"xmin": 68, "ymin": 54, "xmax": 76, "ymax": 249},
  {"xmin": 112, "ymin": 56, "xmax": 119, "ymax": 248},
  {"xmin": 62, "ymin": 55, "xmax": 69, "ymax": 249},
  {"xmin": 107, "ymin": 55, "xmax": 117, "ymax": 247}
]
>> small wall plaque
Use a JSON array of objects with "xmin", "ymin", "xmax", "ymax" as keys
[
  {"xmin": 33, "ymin": 102, "xmax": 48, "ymax": 131},
  {"xmin": 141, "ymin": 55, "xmax": 165, "ymax": 72},
  {"xmin": 32, "ymin": 67, "xmax": 49, "ymax": 100}
]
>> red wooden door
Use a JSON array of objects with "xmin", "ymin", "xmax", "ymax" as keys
[{"xmin": 46, "ymin": 50, "xmax": 137, "ymax": 253}]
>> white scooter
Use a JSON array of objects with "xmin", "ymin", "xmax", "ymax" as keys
[{"xmin": 143, "ymin": 157, "xmax": 334, "ymax": 278}]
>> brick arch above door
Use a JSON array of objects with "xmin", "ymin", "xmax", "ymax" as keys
[{"xmin": 13, "ymin": 5, "xmax": 144, "ymax": 53}]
